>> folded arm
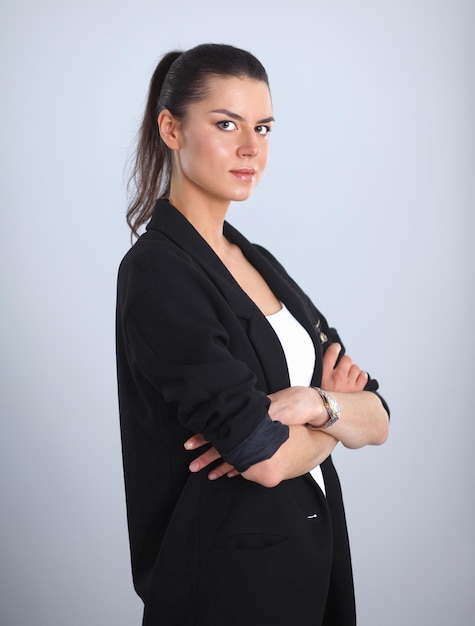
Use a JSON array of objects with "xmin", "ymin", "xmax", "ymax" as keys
[
  {"xmin": 267, "ymin": 342, "xmax": 389, "ymax": 448},
  {"xmin": 186, "ymin": 426, "xmax": 338, "ymax": 487},
  {"xmin": 186, "ymin": 342, "xmax": 388, "ymax": 485}
]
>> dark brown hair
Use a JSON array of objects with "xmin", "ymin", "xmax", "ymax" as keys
[{"xmin": 126, "ymin": 43, "xmax": 269, "ymax": 238}]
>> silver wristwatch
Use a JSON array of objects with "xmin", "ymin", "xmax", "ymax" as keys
[{"xmin": 307, "ymin": 386, "xmax": 340, "ymax": 429}]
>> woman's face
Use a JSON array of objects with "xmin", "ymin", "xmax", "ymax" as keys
[{"xmin": 166, "ymin": 75, "xmax": 274, "ymax": 209}]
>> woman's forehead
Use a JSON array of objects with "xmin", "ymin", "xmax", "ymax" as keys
[{"xmin": 193, "ymin": 75, "xmax": 273, "ymax": 118}]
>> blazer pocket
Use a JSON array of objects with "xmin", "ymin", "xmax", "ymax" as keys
[{"xmin": 201, "ymin": 535, "xmax": 303, "ymax": 625}]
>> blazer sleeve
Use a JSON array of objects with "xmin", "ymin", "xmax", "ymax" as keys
[{"xmin": 117, "ymin": 242, "xmax": 289, "ymax": 472}]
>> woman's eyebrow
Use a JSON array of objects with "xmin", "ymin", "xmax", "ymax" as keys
[{"xmin": 210, "ymin": 108, "xmax": 275, "ymax": 124}]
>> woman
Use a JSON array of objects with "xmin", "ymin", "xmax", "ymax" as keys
[{"xmin": 116, "ymin": 43, "xmax": 389, "ymax": 626}]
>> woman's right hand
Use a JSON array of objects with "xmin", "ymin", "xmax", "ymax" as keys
[{"xmin": 184, "ymin": 433, "xmax": 240, "ymax": 480}]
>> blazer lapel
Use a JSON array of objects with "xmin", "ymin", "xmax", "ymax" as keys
[
  {"xmin": 147, "ymin": 200, "xmax": 322, "ymax": 391},
  {"xmin": 147, "ymin": 201, "xmax": 255, "ymax": 322},
  {"xmin": 224, "ymin": 223, "xmax": 324, "ymax": 386}
]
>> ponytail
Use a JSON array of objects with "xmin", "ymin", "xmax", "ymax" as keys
[{"xmin": 126, "ymin": 51, "xmax": 182, "ymax": 238}]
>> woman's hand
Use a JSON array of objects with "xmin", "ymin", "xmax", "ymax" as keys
[
  {"xmin": 317, "ymin": 344, "xmax": 388, "ymax": 448},
  {"xmin": 184, "ymin": 427, "xmax": 338, "ymax": 487},
  {"xmin": 267, "ymin": 386, "xmax": 327, "ymax": 426},
  {"xmin": 267, "ymin": 343, "xmax": 368, "ymax": 428},
  {"xmin": 321, "ymin": 343, "xmax": 368, "ymax": 392},
  {"xmin": 184, "ymin": 433, "xmax": 240, "ymax": 480}
]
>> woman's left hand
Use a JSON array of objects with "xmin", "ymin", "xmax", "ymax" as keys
[
  {"xmin": 321, "ymin": 342, "xmax": 368, "ymax": 393},
  {"xmin": 184, "ymin": 433, "xmax": 240, "ymax": 480},
  {"xmin": 266, "ymin": 343, "xmax": 369, "ymax": 428}
]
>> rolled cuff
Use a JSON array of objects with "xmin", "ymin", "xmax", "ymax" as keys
[
  {"xmin": 364, "ymin": 374, "xmax": 390, "ymax": 418},
  {"xmin": 221, "ymin": 414, "xmax": 289, "ymax": 473}
]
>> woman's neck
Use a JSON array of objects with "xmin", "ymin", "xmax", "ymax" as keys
[{"xmin": 168, "ymin": 188, "xmax": 231, "ymax": 255}]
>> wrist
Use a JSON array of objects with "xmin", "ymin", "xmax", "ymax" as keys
[{"xmin": 305, "ymin": 387, "xmax": 341, "ymax": 430}]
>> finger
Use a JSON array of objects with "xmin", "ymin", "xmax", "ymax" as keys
[
  {"xmin": 189, "ymin": 447, "xmax": 221, "ymax": 472},
  {"xmin": 347, "ymin": 363, "xmax": 368, "ymax": 388},
  {"xmin": 327, "ymin": 354, "xmax": 357, "ymax": 391},
  {"xmin": 208, "ymin": 462, "xmax": 236, "ymax": 480},
  {"xmin": 355, "ymin": 369, "xmax": 369, "ymax": 390},
  {"xmin": 322, "ymin": 343, "xmax": 342, "ymax": 370},
  {"xmin": 227, "ymin": 468, "xmax": 240, "ymax": 478},
  {"xmin": 184, "ymin": 433, "xmax": 208, "ymax": 450},
  {"xmin": 334, "ymin": 354, "xmax": 353, "ymax": 376},
  {"xmin": 347, "ymin": 363, "xmax": 362, "ymax": 384}
]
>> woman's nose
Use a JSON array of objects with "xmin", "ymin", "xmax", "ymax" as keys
[{"xmin": 237, "ymin": 130, "xmax": 259, "ymax": 158}]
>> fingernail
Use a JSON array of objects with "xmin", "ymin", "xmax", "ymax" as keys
[
  {"xmin": 189, "ymin": 461, "xmax": 199, "ymax": 472},
  {"xmin": 208, "ymin": 472, "xmax": 217, "ymax": 480},
  {"xmin": 184, "ymin": 441, "xmax": 193, "ymax": 449}
]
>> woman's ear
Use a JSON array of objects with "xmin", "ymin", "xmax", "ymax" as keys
[{"xmin": 158, "ymin": 110, "xmax": 180, "ymax": 150}]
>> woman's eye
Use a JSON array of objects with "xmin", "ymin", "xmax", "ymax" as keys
[
  {"xmin": 255, "ymin": 125, "xmax": 271, "ymax": 136},
  {"xmin": 217, "ymin": 120, "xmax": 237, "ymax": 131}
]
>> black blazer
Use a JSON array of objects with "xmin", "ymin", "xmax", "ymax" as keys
[{"xmin": 116, "ymin": 200, "xmax": 385, "ymax": 626}]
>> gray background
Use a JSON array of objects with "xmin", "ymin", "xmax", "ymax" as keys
[{"xmin": 1, "ymin": 0, "xmax": 474, "ymax": 624}]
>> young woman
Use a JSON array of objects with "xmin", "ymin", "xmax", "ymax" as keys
[{"xmin": 116, "ymin": 43, "xmax": 389, "ymax": 626}]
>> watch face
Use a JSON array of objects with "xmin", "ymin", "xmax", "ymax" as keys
[{"xmin": 328, "ymin": 396, "xmax": 340, "ymax": 417}]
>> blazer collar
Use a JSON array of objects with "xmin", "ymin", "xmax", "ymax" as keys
[{"xmin": 146, "ymin": 200, "xmax": 255, "ymax": 320}]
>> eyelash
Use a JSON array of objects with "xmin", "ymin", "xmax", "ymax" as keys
[
  {"xmin": 216, "ymin": 121, "xmax": 272, "ymax": 136},
  {"xmin": 216, "ymin": 121, "xmax": 237, "ymax": 131},
  {"xmin": 256, "ymin": 125, "xmax": 272, "ymax": 136}
]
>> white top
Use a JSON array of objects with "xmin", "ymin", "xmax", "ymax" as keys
[{"xmin": 266, "ymin": 304, "xmax": 326, "ymax": 495}]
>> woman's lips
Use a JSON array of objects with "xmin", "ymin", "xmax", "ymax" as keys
[{"xmin": 229, "ymin": 168, "xmax": 256, "ymax": 182}]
